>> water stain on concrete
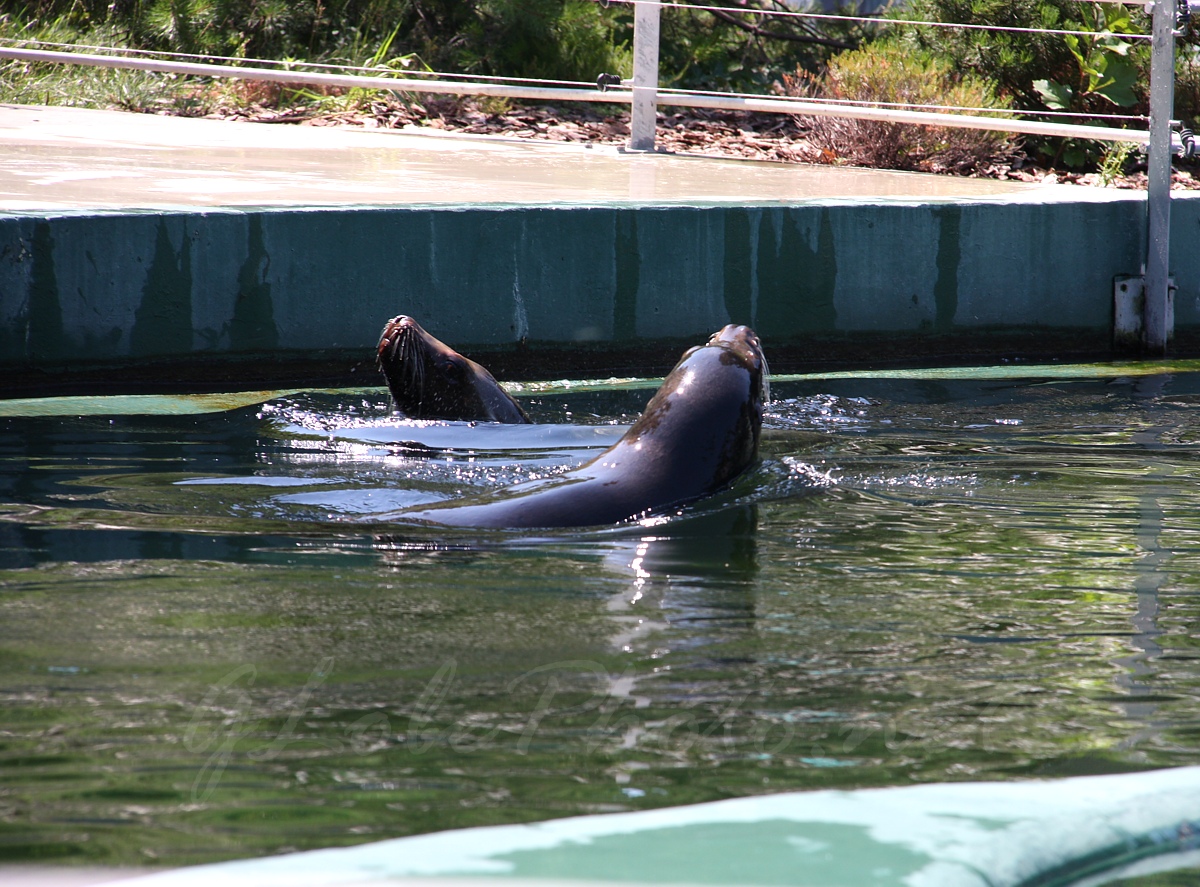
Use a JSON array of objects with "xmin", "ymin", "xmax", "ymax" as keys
[
  {"xmin": 131, "ymin": 219, "xmax": 193, "ymax": 358},
  {"xmin": 27, "ymin": 221, "xmax": 63, "ymax": 361},
  {"xmin": 613, "ymin": 212, "xmax": 640, "ymax": 339},
  {"xmin": 756, "ymin": 208, "xmax": 837, "ymax": 336},
  {"xmin": 723, "ymin": 209, "xmax": 754, "ymax": 326},
  {"xmin": 933, "ymin": 205, "xmax": 962, "ymax": 333},
  {"xmin": 229, "ymin": 216, "xmax": 277, "ymax": 352}
]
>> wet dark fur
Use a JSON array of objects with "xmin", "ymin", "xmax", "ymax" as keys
[
  {"xmin": 376, "ymin": 316, "xmax": 529, "ymax": 424},
  {"xmin": 391, "ymin": 324, "xmax": 766, "ymax": 528}
]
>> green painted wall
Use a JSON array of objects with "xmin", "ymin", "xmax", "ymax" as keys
[{"xmin": 0, "ymin": 195, "xmax": 1193, "ymax": 382}]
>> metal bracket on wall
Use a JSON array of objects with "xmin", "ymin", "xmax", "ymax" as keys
[{"xmin": 1114, "ymin": 274, "xmax": 1176, "ymax": 351}]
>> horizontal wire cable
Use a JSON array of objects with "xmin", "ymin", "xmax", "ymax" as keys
[
  {"xmin": 597, "ymin": 0, "xmax": 1153, "ymax": 40},
  {"xmin": 0, "ymin": 36, "xmax": 597, "ymax": 89},
  {"xmin": 0, "ymin": 44, "xmax": 1157, "ymax": 144},
  {"xmin": 0, "ymin": 36, "xmax": 1149, "ymax": 125},
  {"xmin": 656, "ymin": 84, "xmax": 1147, "ymax": 122},
  {"xmin": 0, "ymin": 45, "xmax": 621, "ymax": 99}
]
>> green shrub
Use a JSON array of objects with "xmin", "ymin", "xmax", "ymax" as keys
[
  {"xmin": 782, "ymin": 41, "xmax": 1017, "ymax": 173},
  {"xmin": 453, "ymin": 0, "xmax": 630, "ymax": 84},
  {"xmin": 895, "ymin": 1, "xmax": 1180, "ymax": 169},
  {"xmin": 900, "ymin": 0, "xmax": 1096, "ymax": 111},
  {"xmin": 657, "ymin": 1, "xmax": 868, "ymax": 92},
  {"xmin": 4, "ymin": 1, "xmax": 631, "ymax": 80},
  {"xmin": 6, "ymin": 0, "xmax": 865, "ymax": 92}
]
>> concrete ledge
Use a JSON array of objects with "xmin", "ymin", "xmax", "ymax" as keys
[
  {"xmin": 1, "ymin": 106, "xmax": 1196, "ymax": 394},
  {"xmin": 3, "ymin": 195, "xmax": 1197, "ymax": 394}
]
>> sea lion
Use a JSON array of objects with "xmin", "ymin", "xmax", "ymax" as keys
[
  {"xmin": 390, "ymin": 324, "xmax": 766, "ymax": 529},
  {"xmin": 376, "ymin": 316, "xmax": 530, "ymax": 423}
]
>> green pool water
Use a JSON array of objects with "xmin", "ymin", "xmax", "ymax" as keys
[{"xmin": 1, "ymin": 362, "xmax": 1199, "ymax": 875}]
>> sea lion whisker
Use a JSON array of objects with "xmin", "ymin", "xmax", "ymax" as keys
[{"xmin": 407, "ymin": 335, "xmax": 425, "ymax": 393}]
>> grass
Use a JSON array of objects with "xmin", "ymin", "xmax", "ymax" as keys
[
  {"xmin": 0, "ymin": 16, "xmax": 197, "ymax": 112},
  {"xmin": 0, "ymin": 13, "xmax": 415, "ymax": 118}
]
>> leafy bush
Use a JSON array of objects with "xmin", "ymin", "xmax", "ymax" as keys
[
  {"xmin": 1032, "ymin": 1, "xmax": 1139, "ymax": 111},
  {"xmin": 1177, "ymin": 43, "xmax": 1200, "ymax": 129},
  {"xmin": 781, "ymin": 40, "xmax": 1017, "ymax": 174},
  {"xmin": 900, "ymin": 0, "xmax": 1098, "ymax": 111},
  {"xmin": 5, "ymin": 1, "xmax": 631, "ymax": 80},
  {"xmin": 895, "ymin": 0, "xmax": 1200, "ymax": 169},
  {"xmin": 656, "ymin": 1, "xmax": 870, "ymax": 92},
  {"xmin": 450, "ymin": 0, "xmax": 631, "ymax": 84},
  {"xmin": 5, "ymin": 0, "xmax": 867, "ymax": 92}
]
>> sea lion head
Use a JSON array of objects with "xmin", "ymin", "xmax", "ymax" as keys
[
  {"xmin": 623, "ymin": 323, "xmax": 768, "ymax": 495},
  {"xmin": 703, "ymin": 323, "xmax": 768, "ymax": 480},
  {"xmin": 376, "ymin": 316, "xmax": 530, "ymax": 423},
  {"xmin": 709, "ymin": 323, "xmax": 765, "ymax": 368}
]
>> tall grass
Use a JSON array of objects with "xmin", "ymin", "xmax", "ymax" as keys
[
  {"xmin": 0, "ymin": 1, "xmax": 635, "ymax": 114},
  {"xmin": 0, "ymin": 15, "xmax": 193, "ymax": 111}
]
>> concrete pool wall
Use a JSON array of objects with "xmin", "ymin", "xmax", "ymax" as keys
[{"xmin": 2, "ymin": 105, "xmax": 1198, "ymax": 394}]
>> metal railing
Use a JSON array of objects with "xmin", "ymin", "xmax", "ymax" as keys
[
  {"xmin": 0, "ymin": 2, "xmax": 1174, "ymax": 146},
  {"xmin": 1145, "ymin": 0, "xmax": 1183, "ymax": 354},
  {"xmin": 0, "ymin": 41, "xmax": 1161, "ymax": 146}
]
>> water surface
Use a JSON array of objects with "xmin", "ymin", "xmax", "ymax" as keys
[{"xmin": 1, "ymin": 365, "xmax": 1199, "ymax": 869}]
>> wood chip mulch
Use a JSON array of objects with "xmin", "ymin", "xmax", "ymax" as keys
[{"xmin": 198, "ymin": 95, "xmax": 1200, "ymax": 190}]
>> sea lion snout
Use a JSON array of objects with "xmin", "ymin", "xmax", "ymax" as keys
[
  {"xmin": 706, "ymin": 324, "xmax": 767, "ymax": 403},
  {"xmin": 708, "ymin": 324, "xmax": 763, "ymax": 363},
  {"xmin": 377, "ymin": 315, "xmax": 418, "ymax": 365}
]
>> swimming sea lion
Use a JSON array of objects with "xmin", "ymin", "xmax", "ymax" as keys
[
  {"xmin": 376, "ymin": 316, "xmax": 530, "ymax": 423},
  {"xmin": 390, "ymin": 324, "xmax": 766, "ymax": 529}
]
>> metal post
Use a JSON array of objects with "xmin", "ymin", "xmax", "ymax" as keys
[
  {"xmin": 629, "ymin": 0, "xmax": 661, "ymax": 152},
  {"xmin": 1144, "ymin": 0, "xmax": 1177, "ymax": 354}
]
